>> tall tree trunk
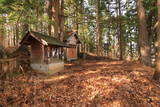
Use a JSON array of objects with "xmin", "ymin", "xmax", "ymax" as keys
[
  {"xmin": 0, "ymin": 16, "xmax": 4, "ymax": 46},
  {"xmin": 11, "ymin": 24, "xmax": 15, "ymax": 46},
  {"xmin": 36, "ymin": 0, "xmax": 39, "ymax": 31},
  {"xmin": 52, "ymin": 0, "xmax": 65, "ymax": 40},
  {"xmin": 0, "ymin": 29, "xmax": 3, "ymax": 46},
  {"xmin": 118, "ymin": 0, "xmax": 124, "ymax": 60},
  {"xmin": 137, "ymin": 0, "xmax": 151, "ymax": 66},
  {"xmin": 15, "ymin": 23, "xmax": 19, "ymax": 44},
  {"xmin": 153, "ymin": 0, "xmax": 160, "ymax": 80},
  {"xmin": 128, "ymin": 32, "xmax": 133, "ymax": 59},
  {"xmin": 96, "ymin": 0, "xmax": 100, "ymax": 56},
  {"xmin": 53, "ymin": 0, "xmax": 60, "ymax": 38},
  {"xmin": 75, "ymin": 1, "xmax": 79, "ymax": 34},
  {"xmin": 47, "ymin": 0, "xmax": 53, "ymax": 36},
  {"xmin": 59, "ymin": 0, "xmax": 64, "ymax": 41}
]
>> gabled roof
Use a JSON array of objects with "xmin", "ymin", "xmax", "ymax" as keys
[
  {"xmin": 20, "ymin": 31, "xmax": 68, "ymax": 47},
  {"xmin": 64, "ymin": 31, "xmax": 81, "ymax": 44}
]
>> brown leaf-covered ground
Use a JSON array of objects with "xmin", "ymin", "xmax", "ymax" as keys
[{"xmin": 0, "ymin": 59, "xmax": 160, "ymax": 107}]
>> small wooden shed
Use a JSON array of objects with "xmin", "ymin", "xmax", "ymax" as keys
[
  {"xmin": 64, "ymin": 31, "xmax": 81, "ymax": 61},
  {"xmin": 20, "ymin": 31, "xmax": 67, "ymax": 74}
]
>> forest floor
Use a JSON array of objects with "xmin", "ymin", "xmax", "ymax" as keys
[{"xmin": 0, "ymin": 59, "xmax": 160, "ymax": 107}]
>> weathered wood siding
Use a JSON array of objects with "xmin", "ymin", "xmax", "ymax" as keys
[{"xmin": 29, "ymin": 38, "xmax": 44, "ymax": 63}]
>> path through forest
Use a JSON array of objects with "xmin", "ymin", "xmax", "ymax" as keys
[{"xmin": 0, "ymin": 59, "xmax": 160, "ymax": 106}]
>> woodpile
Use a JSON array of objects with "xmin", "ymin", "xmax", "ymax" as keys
[{"xmin": 12, "ymin": 45, "xmax": 31, "ymax": 71}]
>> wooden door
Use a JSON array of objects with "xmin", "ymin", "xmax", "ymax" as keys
[{"xmin": 68, "ymin": 48, "xmax": 77, "ymax": 59}]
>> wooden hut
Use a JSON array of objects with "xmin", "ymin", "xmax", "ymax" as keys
[
  {"xmin": 64, "ymin": 31, "xmax": 81, "ymax": 61},
  {"xmin": 20, "ymin": 31, "xmax": 67, "ymax": 74}
]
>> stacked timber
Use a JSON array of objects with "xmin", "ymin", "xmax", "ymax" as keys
[{"xmin": 12, "ymin": 45, "xmax": 30, "ymax": 70}]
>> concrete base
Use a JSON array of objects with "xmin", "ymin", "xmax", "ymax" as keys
[
  {"xmin": 31, "ymin": 61, "xmax": 64, "ymax": 74},
  {"xmin": 67, "ymin": 58, "xmax": 77, "ymax": 61}
]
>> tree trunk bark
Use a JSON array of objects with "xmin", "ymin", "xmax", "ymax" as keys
[
  {"xmin": 36, "ymin": 0, "xmax": 39, "ymax": 31},
  {"xmin": 15, "ymin": 23, "xmax": 19, "ymax": 44},
  {"xmin": 153, "ymin": 0, "xmax": 160, "ymax": 80},
  {"xmin": 59, "ymin": 0, "xmax": 64, "ymax": 41},
  {"xmin": 96, "ymin": 0, "xmax": 100, "ymax": 56},
  {"xmin": 0, "ymin": 16, "xmax": 4, "ymax": 46},
  {"xmin": 118, "ymin": 0, "xmax": 124, "ymax": 60},
  {"xmin": 137, "ymin": 0, "xmax": 151, "ymax": 66},
  {"xmin": 47, "ymin": 0, "xmax": 53, "ymax": 36},
  {"xmin": 53, "ymin": 0, "xmax": 60, "ymax": 38}
]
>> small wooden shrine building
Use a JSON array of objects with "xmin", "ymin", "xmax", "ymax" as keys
[
  {"xmin": 64, "ymin": 31, "xmax": 81, "ymax": 61},
  {"xmin": 20, "ymin": 31, "xmax": 67, "ymax": 74}
]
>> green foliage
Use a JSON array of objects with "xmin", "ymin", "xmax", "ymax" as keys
[{"xmin": 144, "ymin": 0, "xmax": 157, "ymax": 12}]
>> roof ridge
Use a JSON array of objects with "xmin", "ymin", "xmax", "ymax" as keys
[{"xmin": 20, "ymin": 31, "xmax": 68, "ymax": 47}]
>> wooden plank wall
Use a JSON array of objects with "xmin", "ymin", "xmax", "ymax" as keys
[{"xmin": 30, "ymin": 42, "xmax": 44, "ymax": 63}]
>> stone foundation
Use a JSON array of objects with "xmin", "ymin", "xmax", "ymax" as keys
[{"xmin": 31, "ymin": 61, "xmax": 64, "ymax": 74}]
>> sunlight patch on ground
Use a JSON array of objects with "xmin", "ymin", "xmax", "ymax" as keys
[
  {"xmin": 84, "ymin": 70, "xmax": 101, "ymax": 75},
  {"xmin": 132, "ymin": 68, "xmax": 146, "ymax": 72},
  {"xmin": 65, "ymin": 63, "xmax": 74, "ymax": 66},
  {"xmin": 109, "ymin": 61, "xmax": 123, "ymax": 65},
  {"xmin": 108, "ymin": 100, "xmax": 124, "ymax": 107},
  {"xmin": 111, "ymin": 75, "xmax": 130, "ymax": 83},
  {"xmin": 95, "ymin": 61, "xmax": 108, "ymax": 65},
  {"xmin": 84, "ymin": 83, "xmax": 115, "ymax": 101},
  {"xmin": 89, "ymin": 88, "xmax": 100, "ymax": 100},
  {"xmin": 43, "ymin": 75, "xmax": 69, "ymax": 82},
  {"xmin": 130, "ymin": 71, "xmax": 145, "ymax": 76},
  {"xmin": 86, "ymin": 76, "xmax": 111, "ymax": 83},
  {"xmin": 83, "ymin": 76, "xmax": 115, "ymax": 101}
]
